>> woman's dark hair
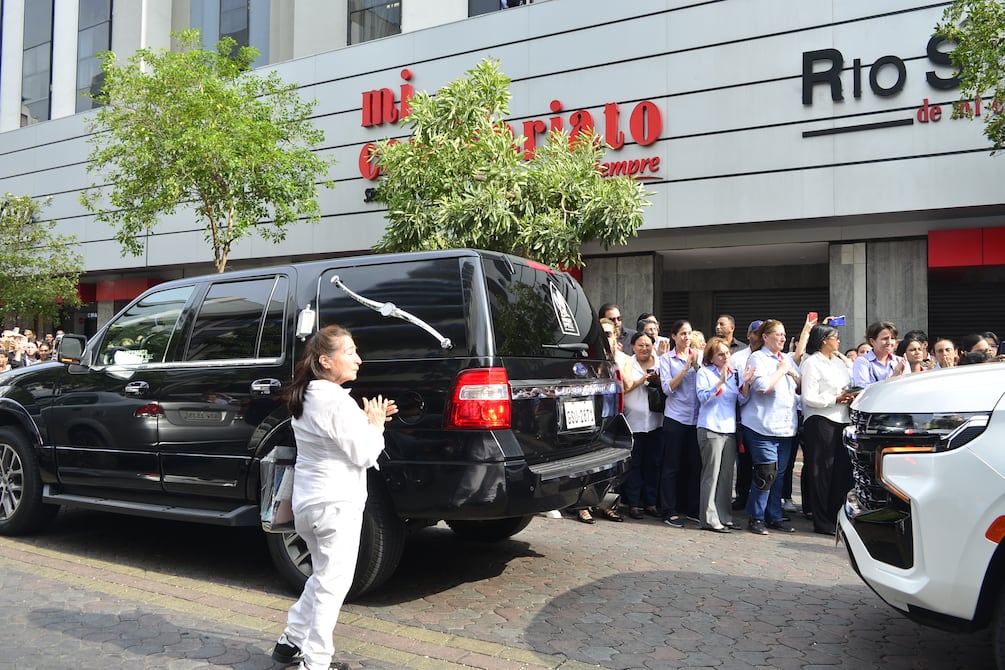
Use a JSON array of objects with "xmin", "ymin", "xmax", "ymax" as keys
[
  {"xmin": 806, "ymin": 324, "xmax": 838, "ymax": 356},
  {"xmin": 286, "ymin": 324, "xmax": 351, "ymax": 419},
  {"xmin": 960, "ymin": 333, "xmax": 990, "ymax": 354},
  {"xmin": 983, "ymin": 331, "xmax": 1000, "ymax": 346},
  {"xmin": 896, "ymin": 333, "xmax": 925, "ymax": 357},
  {"xmin": 668, "ymin": 319, "xmax": 690, "ymax": 337},
  {"xmin": 865, "ymin": 321, "xmax": 898, "ymax": 342},
  {"xmin": 630, "ymin": 331, "xmax": 654, "ymax": 346},
  {"xmin": 960, "ymin": 350, "xmax": 992, "ymax": 365}
]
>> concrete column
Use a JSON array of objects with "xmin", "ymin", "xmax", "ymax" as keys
[
  {"xmin": 830, "ymin": 242, "xmax": 867, "ymax": 346},
  {"xmin": 866, "ymin": 239, "xmax": 929, "ymax": 338},
  {"xmin": 0, "ymin": 0, "xmax": 25, "ymax": 131},
  {"xmin": 582, "ymin": 254, "xmax": 658, "ymax": 329}
]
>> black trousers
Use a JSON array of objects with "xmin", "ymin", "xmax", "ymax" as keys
[{"xmin": 801, "ymin": 415, "xmax": 852, "ymax": 534}]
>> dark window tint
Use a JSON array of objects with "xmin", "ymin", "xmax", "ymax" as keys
[
  {"xmin": 318, "ymin": 259, "xmax": 468, "ymax": 360},
  {"xmin": 98, "ymin": 286, "xmax": 195, "ymax": 365},
  {"xmin": 76, "ymin": 0, "xmax": 111, "ymax": 112},
  {"xmin": 469, "ymin": 0, "xmax": 500, "ymax": 16},
  {"xmin": 348, "ymin": 0, "xmax": 401, "ymax": 44},
  {"xmin": 220, "ymin": 0, "xmax": 249, "ymax": 47},
  {"xmin": 482, "ymin": 258, "xmax": 601, "ymax": 358},
  {"xmin": 22, "ymin": 0, "xmax": 53, "ymax": 125},
  {"xmin": 186, "ymin": 276, "xmax": 287, "ymax": 361}
]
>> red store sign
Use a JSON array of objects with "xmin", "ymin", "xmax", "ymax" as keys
[{"xmin": 357, "ymin": 69, "xmax": 664, "ymax": 182}]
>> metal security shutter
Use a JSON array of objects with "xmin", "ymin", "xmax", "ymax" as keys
[
  {"xmin": 660, "ymin": 292, "xmax": 689, "ymax": 329},
  {"xmin": 928, "ymin": 270, "xmax": 1005, "ymax": 345},
  {"xmin": 714, "ymin": 289, "xmax": 829, "ymax": 338}
]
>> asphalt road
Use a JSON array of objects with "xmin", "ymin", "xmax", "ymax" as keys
[{"xmin": 0, "ymin": 505, "xmax": 994, "ymax": 669}]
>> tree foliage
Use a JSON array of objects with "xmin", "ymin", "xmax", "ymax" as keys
[
  {"xmin": 0, "ymin": 194, "xmax": 83, "ymax": 324},
  {"xmin": 370, "ymin": 59, "xmax": 650, "ymax": 268},
  {"xmin": 81, "ymin": 29, "xmax": 334, "ymax": 272},
  {"xmin": 938, "ymin": 0, "xmax": 1005, "ymax": 152}
]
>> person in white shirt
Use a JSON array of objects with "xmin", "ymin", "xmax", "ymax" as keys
[
  {"xmin": 273, "ymin": 325, "xmax": 397, "ymax": 670},
  {"xmin": 800, "ymin": 325, "xmax": 856, "ymax": 536}
]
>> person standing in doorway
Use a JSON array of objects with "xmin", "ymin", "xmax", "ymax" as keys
[{"xmin": 273, "ymin": 325, "xmax": 397, "ymax": 670}]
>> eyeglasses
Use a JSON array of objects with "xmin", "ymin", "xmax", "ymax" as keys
[{"xmin": 609, "ymin": 316, "xmax": 622, "ymax": 322}]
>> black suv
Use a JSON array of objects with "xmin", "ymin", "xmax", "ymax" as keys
[{"xmin": 0, "ymin": 249, "xmax": 630, "ymax": 597}]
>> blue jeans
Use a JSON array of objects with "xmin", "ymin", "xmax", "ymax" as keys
[{"xmin": 743, "ymin": 427, "xmax": 794, "ymax": 523}]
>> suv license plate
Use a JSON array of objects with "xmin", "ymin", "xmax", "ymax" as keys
[
  {"xmin": 180, "ymin": 410, "xmax": 226, "ymax": 422},
  {"xmin": 562, "ymin": 400, "xmax": 595, "ymax": 430}
]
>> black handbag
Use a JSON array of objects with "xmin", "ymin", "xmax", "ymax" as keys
[{"xmin": 646, "ymin": 382, "xmax": 667, "ymax": 412}]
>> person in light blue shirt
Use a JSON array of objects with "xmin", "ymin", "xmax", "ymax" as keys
[
  {"xmin": 695, "ymin": 337, "xmax": 751, "ymax": 533},
  {"xmin": 657, "ymin": 319, "xmax": 702, "ymax": 527},
  {"xmin": 851, "ymin": 321, "xmax": 907, "ymax": 386},
  {"xmin": 738, "ymin": 319, "xmax": 800, "ymax": 536}
]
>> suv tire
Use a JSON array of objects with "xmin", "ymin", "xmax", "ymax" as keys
[
  {"xmin": 446, "ymin": 515, "xmax": 533, "ymax": 542},
  {"xmin": 265, "ymin": 474, "xmax": 406, "ymax": 600},
  {"xmin": 0, "ymin": 427, "xmax": 58, "ymax": 535}
]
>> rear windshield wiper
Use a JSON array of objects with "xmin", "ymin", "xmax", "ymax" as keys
[
  {"xmin": 330, "ymin": 275, "xmax": 453, "ymax": 350},
  {"xmin": 543, "ymin": 343, "xmax": 589, "ymax": 351}
]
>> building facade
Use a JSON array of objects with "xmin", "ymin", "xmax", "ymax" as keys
[{"xmin": 0, "ymin": 0, "xmax": 1002, "ymax": 345}]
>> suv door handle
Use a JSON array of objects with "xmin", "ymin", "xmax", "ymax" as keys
[
  {"xmin": 124, "ymin": 381, "xmax": 149, "ymax": 396},
  {"xmin": 251, "ymin": 378, "xmax": 282, "ymax": 396}
]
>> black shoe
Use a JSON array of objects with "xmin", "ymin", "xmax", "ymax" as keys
[
  {"xmin": 272, "ymin": 635, "xmax": 301, "ymax": 665},
  {"xmin": 272, "ymin": 635, "xmax": 349, "ymax": 669},
  {"xmin": 766, "ymin": 521, "xmax": 796, "ymax": 533},
  {"xmin": 663, "ymin": 515, "xmax": 684, "ymax": 528},
  {"xmin": 702, "ymin": 525, "xmax": 732, "ymax": 534},
  {"xmin": 747, "ymin": 519, "xmax": 768, "ymax": 535},
  {"xmin": 628, "ymin": 507, "xmax": 645, "ymax": 520},
  {"xmin": 731, "ymin": 498, "xmax": 748, "ymax": 511}
]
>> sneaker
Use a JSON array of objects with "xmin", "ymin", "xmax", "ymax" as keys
[
  {"xmin": 272, "ymin": 633, "xmax": 302, "ymax": 665},
  {"xmin": 273, "ymin": 635, "xmax": 349, "ymax": 670},
  {"xmin": 782, "ymin": 499, "xmax": 798, "ymax": 513},
  {"xmin": 766, "ymin": 520, "xmax": 796, "ymax": 533},
  {"xmin": 747, "ymin": 519, "xmax": 768, "ymax": 535},
  {"xmin": 663, "ymin": 515, "xmax": 684, "ymax": 528}
]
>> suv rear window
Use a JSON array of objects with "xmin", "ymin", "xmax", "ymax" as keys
[
  {"xmin": 482, "ymin": 258, "xmax": 600, "ymax": 358},
  {"xmin": 318, "ymin": 259, "xmax": 469, "ymax": 360}
]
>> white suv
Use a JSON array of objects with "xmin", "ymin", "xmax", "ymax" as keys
[{"xmin": 839, "ymin": 363, "xmax": 1005, "ymax": 666}]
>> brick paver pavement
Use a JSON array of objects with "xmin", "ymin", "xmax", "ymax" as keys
[{"xmin": 0, "ymin": 499, "xmax": 994, "ymax": 669}]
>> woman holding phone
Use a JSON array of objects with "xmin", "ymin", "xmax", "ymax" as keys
[
  {"xmin": 799, "ymin": 325, "xmax": 855, "ymax": 536},
  {"xmin": 620, "ymin": 331, "xmax": 664, "ymax": 520}
]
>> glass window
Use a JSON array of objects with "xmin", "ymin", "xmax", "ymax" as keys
[
  {"xmin": 318, "ymin": 259, "xmax": 468, "ymax": 360},
  {"xmin": 348, "ymin": 0, "xmax": 401, "ymax": 45},
  {"xmin": 76, "ymin": 0, "xmax": 111, "ymax": 113},
  {"xmin": 98, "ymin": 286, "xmax": 195, "ymax": 365},
  {"xmin": 482, "ymin": 258, "xmax": 601, "ymax": 358},
  {"xmin": 22, "ymin": 0, "xmax": 53, "ymax": 125},
  {"xmin": 469, "ymin": 0, "xmax": 501, "ymax": 16},
  {"xmin": 220, "ymin": 0, "xmax": 249, "ymax": 47},
  {"xmin": 186, "ymin": 277, "xmax": 286, "ymax": 361}
]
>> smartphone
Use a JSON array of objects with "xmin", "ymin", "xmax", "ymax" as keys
[
  {"xmin": 829, "ymin": 315, "xmax": 846, "ymax": 326},
  {"xmin": 807, "ymin": 312, "xmax": 818, "ymax": 325},
  {"xmin": 845, "ymin": 385, "xmax": 864, "ymax": 394}
]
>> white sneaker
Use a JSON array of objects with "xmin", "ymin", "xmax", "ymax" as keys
[{"xmin": 782, "ymin": 499, "xmax": 798, "ymax": 513}]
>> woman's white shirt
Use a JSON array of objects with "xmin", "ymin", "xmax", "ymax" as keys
[
  {"xmin": 800, "ymin": 351, "xmax": 852, "ymax": 424},
  {"xmin": 622, "ymin": 355, "xmax": 662, "ymax": 433},
  {"xmin": 291, "ymin": 379, "xmax": 385, "ymax": 512}
]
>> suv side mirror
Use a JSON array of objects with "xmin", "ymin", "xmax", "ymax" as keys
[{"xmin": 56, "ymin": 334, "xmax": 86, "ymax": 364}]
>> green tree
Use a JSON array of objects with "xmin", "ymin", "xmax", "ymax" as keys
[
  {"xmin": 938, "ymin": 0, "xmax": 1005, "ymax": 151},
  {"xmin": 0, "ymin": 194, "xmax": 83, "ymax": 324},
  {"xmin": 81, "ymin": 29, "xmax": 334, "ymax": 273},
  {"xmin": 370, "ymin": 59, "xmax": 650, "ymax": 268}
]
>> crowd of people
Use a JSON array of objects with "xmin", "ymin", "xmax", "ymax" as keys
[
  {"xmin": 595, "ymin": 303, "xmax": 1004, "ymax": 537},
  {"xmin": 0, "ymin": 328, "xmax": 60, "ymax": 371}
]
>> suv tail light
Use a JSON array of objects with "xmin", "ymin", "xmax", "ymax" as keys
[
  {"xmin": 446, "ymin": 368, "xmax": 511, "ymax": 429},
  {"xmin": 611, "ymin": 364, "xmax": 625, "ymax": 414}
]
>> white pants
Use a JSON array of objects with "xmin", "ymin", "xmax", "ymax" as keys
[{"xmin": 284, "ymin": 501, "xmax": 364, "ymax": 670}]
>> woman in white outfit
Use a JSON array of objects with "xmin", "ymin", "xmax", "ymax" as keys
[{"xmin": 273, "ymin": 325, "xmax": 396, "ymax": 670}]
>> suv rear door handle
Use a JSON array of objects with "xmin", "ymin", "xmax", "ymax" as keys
[
  {"xmin": 124, "ymin": 381, "xmax": 149, "ymax": 396},
  {"xmin": 251, "ymin": 378, "xmax": 282, "ymax": 396}
]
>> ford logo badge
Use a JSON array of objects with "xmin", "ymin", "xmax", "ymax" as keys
[{"xmin": 572, "ymin": 362, "xmax": 588, "ymax": 378}]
